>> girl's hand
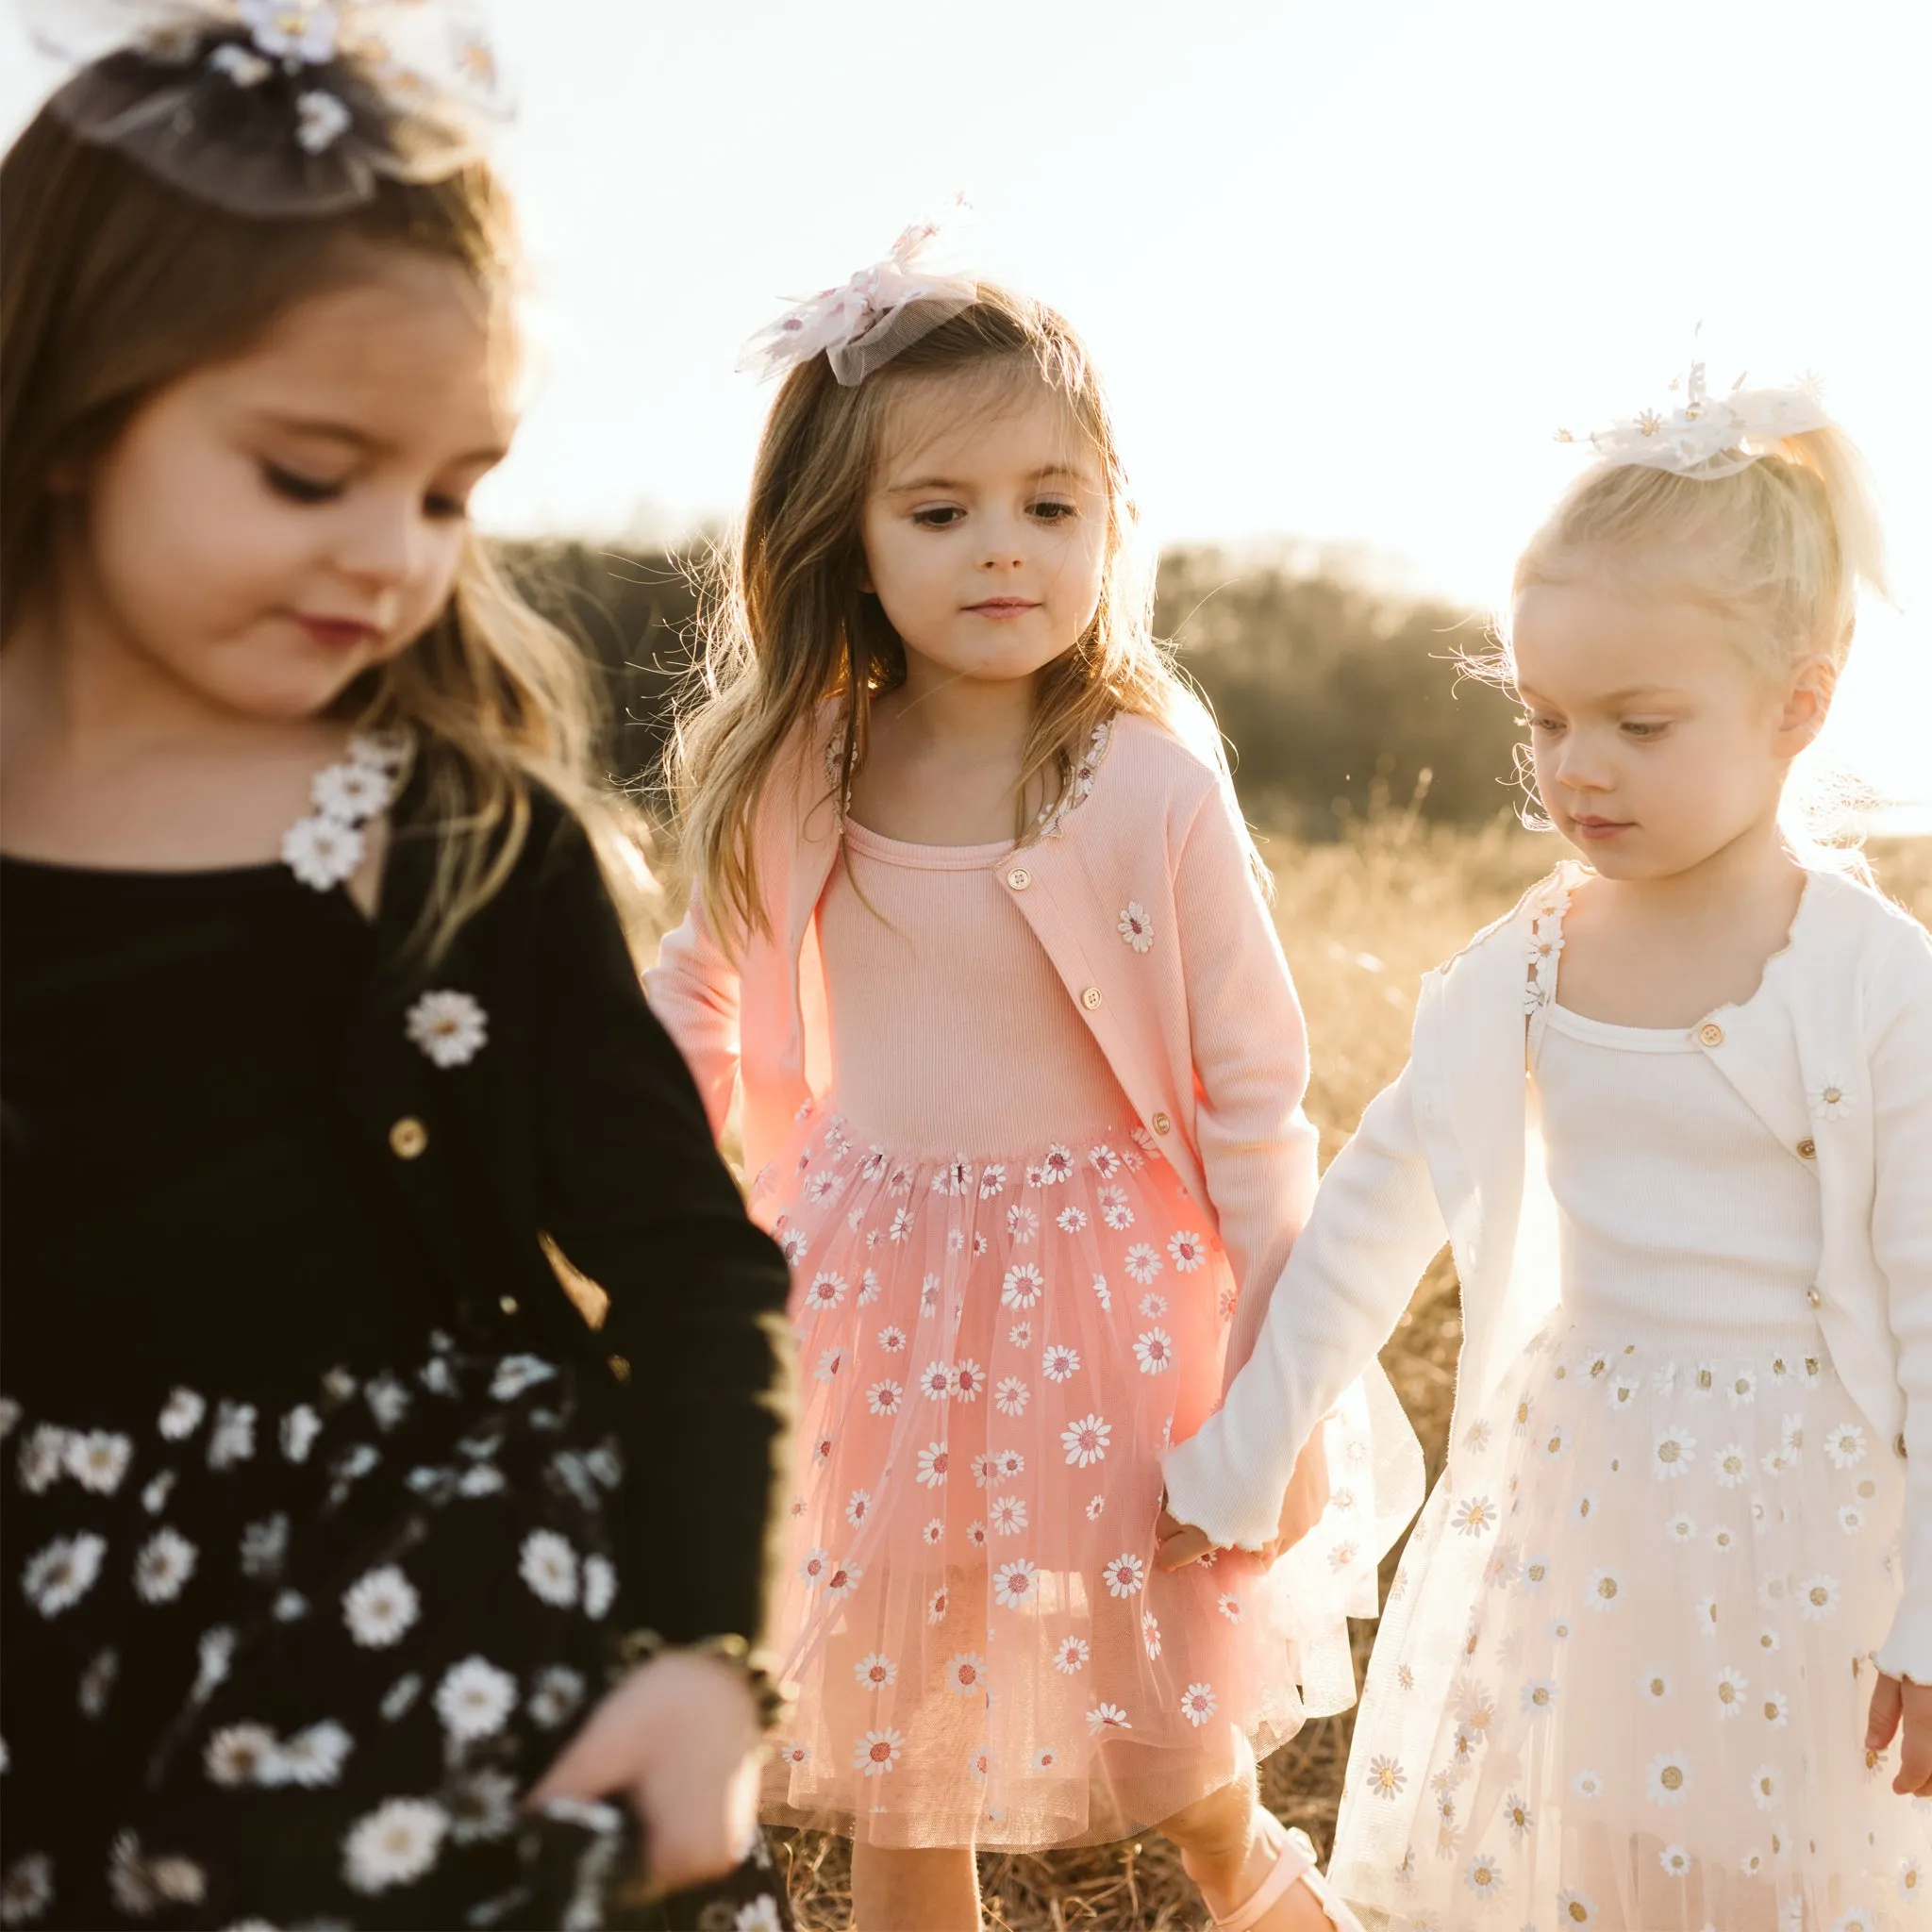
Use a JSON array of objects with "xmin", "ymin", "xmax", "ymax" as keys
[
  {"xmin": 1866, "ymin": 1671, "xmax": 1932, "ymax": 1797},
  {"xmin": 1155, "ymin": 1428, "xmax": 1332, "ymax": 1572},
  {"xmin": 528, "ymin": 1648, "xmax": 764, "ymax": 1896}
]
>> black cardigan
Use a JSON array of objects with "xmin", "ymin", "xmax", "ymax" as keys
[{"xmin": 340, "ymin": 780, "xmax": 797, "ymax": 1649}]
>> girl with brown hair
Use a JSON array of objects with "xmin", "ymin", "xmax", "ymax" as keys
[{"xmin": 0, "ymin": 7, "xmax": 794, "ymax": 1924}]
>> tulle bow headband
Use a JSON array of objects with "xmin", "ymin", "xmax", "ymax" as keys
[
  {"xmin": 1558, "ymin": 360, "xmax": 1833, "ymax": 480},
  {"xmin": 737, "ymin": 210, "xmax": 980, "ymax": 387},
  {"xmin": 22, "ymin": 0, "xmax": 509, "ymax": 217}
]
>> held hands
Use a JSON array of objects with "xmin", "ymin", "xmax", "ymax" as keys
[
  {"xmin": 1866, "ymin": 1672, "xmax": 1932, "ymax": 1798},
  {"xmin": 1156, "ymin": 1424, "xmax": 1332, "ymax": 1572},
  {"xmin": 528, "ymin": 1648, "xmax": 763, "ymax": 1897}
]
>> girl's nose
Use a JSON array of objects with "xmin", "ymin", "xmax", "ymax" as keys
[{"xmin": 337, "ymin": 494, "xmax": 421, "ymax": 590}]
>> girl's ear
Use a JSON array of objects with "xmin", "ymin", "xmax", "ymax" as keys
[{"xmin": 1773, "ymin": 656, "xmax": 1837, "ymax": 758}]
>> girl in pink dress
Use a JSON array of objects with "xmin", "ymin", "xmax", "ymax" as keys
[{"xmin": 648, "ymin": 225, "xmax": 1418, "ymax": 1932}]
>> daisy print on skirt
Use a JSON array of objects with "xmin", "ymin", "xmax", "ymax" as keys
[{"xmin": 754, "ymin": 1104, "xmax": 1379, "ymax": 1851}]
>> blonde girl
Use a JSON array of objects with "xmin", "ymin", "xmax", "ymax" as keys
[
  {"xmin": 1161, "ymin": 368, "xmax": 1932, "ymax": 1928},
  {"xmin": 649, "ymin": 227, "xmax": 1415, "ymax": 1932},
  {"xmin": 0, "ymin": 8, "xmax": 793, "ymax": 1925}
]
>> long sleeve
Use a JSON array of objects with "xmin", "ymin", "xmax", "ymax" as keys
[
  {"xmin": 1172, "ymin": 780, "xmax": 1321, "ymax": 1382},
  {"xmin": 643, "ymin": 889, "xmax": 745, "ymax": 1143},
  {"xmin": 1162, "ymin": 1058, "xmax": 1445, "ymax": 1551},
  {"xmin": 533, "ymin": 821, "xmax": 795, "ymax": 1646},
  {"xmin": 1872, "ymin": 918, "xmax": 1932, "ymax": 1682}
]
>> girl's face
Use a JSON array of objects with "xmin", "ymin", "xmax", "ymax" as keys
[
  {"xmin": 67, "ymin": 252, "xmax": 509, "ymax": 722},
  {"xmin": 1511, "ymin": 566, "xmax": 1828, "ymax": 881},
  {"xmin": 859, "ymin": 374, "xmax": 1108, "ymax": 691}
]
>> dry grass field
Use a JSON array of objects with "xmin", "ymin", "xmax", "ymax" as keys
[{"xmin": 753, "ymin": 820, "xmax": 1932, "ymax": 1932}]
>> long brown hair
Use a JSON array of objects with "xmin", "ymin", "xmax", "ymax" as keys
[
  {"xmin": 1, "ymin": 103, "xmax": 646, "ymax": 957},
  {"xmin": 666, "ymin": 284, "xmax": 1219, "ymax": 951}
]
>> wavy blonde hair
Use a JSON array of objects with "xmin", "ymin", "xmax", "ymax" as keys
[
  {"xmin": 667, "ymin": 284, "xmax": 1216, "ymax": 950},
  {"xmin": 1497, "ymin": 423, "xmax": 1890, "ymax": 857},
  {"xmin": 1, "ymin": 101, "xmax": 646, "ymax": 959}
]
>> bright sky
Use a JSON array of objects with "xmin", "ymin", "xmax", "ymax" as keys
[{"xmin": 4, "ymin": 0, "xmax": 1926, "ymax": 812}]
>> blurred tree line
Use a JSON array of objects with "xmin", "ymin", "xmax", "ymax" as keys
[{"xmin": 500, "ymin": 538, "xmax": 1527, "ymax": 834}]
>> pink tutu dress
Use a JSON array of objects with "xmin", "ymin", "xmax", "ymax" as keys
[{"xmin": 754, "ymin": 820, "xmax": 1374, "ymax": 1850}]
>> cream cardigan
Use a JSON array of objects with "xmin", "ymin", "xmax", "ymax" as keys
[
  {"xmin": 1162, "ymin": 859, "xmax": 1932, "ymax": 1679},
  {"xmin": 648, "ymin": 710, "xmax": 1423, "ymax": 1564}
]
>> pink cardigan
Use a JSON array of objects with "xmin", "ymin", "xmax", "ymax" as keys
[{"xmin": 647, "ymin": 710, "xmax": 1319, "ymax": 1381}]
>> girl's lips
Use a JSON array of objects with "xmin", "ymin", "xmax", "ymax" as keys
[
  {"xmin": 1572, "ymin": 816, "xmax": 1634, "ymax": 841},
  {"xmin": 964, "ymin": 599, "xmax": 1041, "ymax": 618},
  {"xmin": 293, "ymin": 614, "xmax": 381, "ymax": 650}
]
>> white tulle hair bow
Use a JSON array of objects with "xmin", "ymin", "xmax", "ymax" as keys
[
  {"xmin": 1558, "ymin": 360, "xmax": 1834, "ymax": 480},
  {"xmin": 22, "ymin": 0, "xmax": 509, "ymax": 217},
  {"xmin": 736, "ymin": 208, "xmax": 980, "ymax": 388}
]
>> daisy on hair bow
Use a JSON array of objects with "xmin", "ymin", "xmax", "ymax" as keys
[
  {"xmin": 1557, "ymin": 359, "xmax": 1833, "ymax": 481},
  {"xmin": 22, "ymin": 0, "xmax": 509, "ymax": 217},
  {"xmin": 737, "ymin": 203, "xmax": 980, "ymax": 388}
]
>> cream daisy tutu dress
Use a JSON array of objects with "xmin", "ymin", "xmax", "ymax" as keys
[
  {"xmin": 755, "ymin": 820, "xmax": 1377, "ymax": 1851},
  {"xmin": 1329, "ymin": 888, "xmax": 1929, "ymax": 1931}
]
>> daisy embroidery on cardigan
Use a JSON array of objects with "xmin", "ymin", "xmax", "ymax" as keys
[{"xmin": 406, "ymin": 991, "xmax": 489, "ymax": 1069}]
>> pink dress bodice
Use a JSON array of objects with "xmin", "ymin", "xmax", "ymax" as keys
[{"xmin": 816, "ymin": 824, "xmax": 1127, "ymax": 1157}]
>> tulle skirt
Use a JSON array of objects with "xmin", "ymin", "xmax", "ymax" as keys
[
  {"xmin": 752, "ymin": 1103, "xmax": 1378, "ymax": 1850},
  {"xmin": 1330, "ymin": 1311, "xmax": 1928, "ymax": 1931}
]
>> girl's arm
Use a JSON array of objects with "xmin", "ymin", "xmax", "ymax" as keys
[
  {"xmin": 1872, "ymin": 917, "xmax": 1932, "ymax": 1691},
  {"xmin": 1162, "ymin": 1058, "xmax": 1445, "ymax": 1553},
  {"xmin": 643, "ymin": 890, "xmax": 743, "ymax": 1143},
  {"xmin": 1171, "ymin": 778, "xmax": 1322, "ymax": 1379},
  {"xmin": 534, "ymin": 816, "xmax": 794, "ymax": 1648}
]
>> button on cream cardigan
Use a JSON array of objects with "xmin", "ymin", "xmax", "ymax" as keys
[{"xmin": 1163, "ymin": 860, "xmax": 1932, "ymax": 1679}]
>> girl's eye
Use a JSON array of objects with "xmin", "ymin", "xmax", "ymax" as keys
[
  {"xmin": 263, "ymin": 461, "xmax": 343, "ymax": 506},
  {"xmin": 1622, "ymin": 720, "xmax": 1668, "ymax": 739},
  {"xmin": 911, "ymin": 507, "xmax": 966, "ymax": 528},
  {"xmin": 1030, "ymin": 500, "xmax": 1077, "ymax": 524},
  {"xmin": 1517, "ymin": 712, "xmax": 1565, "ymax": 734}
]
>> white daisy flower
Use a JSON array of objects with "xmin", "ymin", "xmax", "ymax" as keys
[
  {"xmin": 1000, "ymin": 1263, "xmax": 1044, "ymax": 1310},
  {"xmin": 1141, "ymin": 1608, "xmax": 1161, "ymax": 1658},
  {"xmin": 1653, "ymin": 1425, "xmax": 1695, "ymax": 1477},
  {"xmin": 854, "ymin": 1729, "xmax": 903, "ymax": 1777},
  {"xmin": 1725, "ymin": 1369, "xmax": 1757, "ymax": 1407},
  {"xmin": 1118, "ymin": 902, "xmax": 1154, "ymax": 951},
  {"xmin": 1042, "ymin": 1345, "xmax": 1080, "ymax": 1383},
  {"xmin": 23, "ymin": 1533, "xmax": 107, "ymax": 1617},
  {"xmin": 1501, "ymin": 1791, "xmax": 1532, "ymax": 1836},
  {"xmin": 867, "ymin": 1379, "xmax": 906, "ymax": 1418},
  {"xmin": 0, "ymin": 1854, "xmax": 54, "ymax": 1923},
  {"xmin": 205, "ymin": 1723, "xmax": 279, "ymax": 1786},
  {"xmin": 804, "ymin": 1271, "xmax": 848, "ymax": 1313},
  {"xmin": 526, "ymin": 1666, "xmax": 585, "ymax": 1728},
  {"xmin": 158, "ymin": 1388, "xmax": 207, "ymax": 1441},
  {"xmin": 1451, "ymin": 1495, "xmax": 1498, "ymax": 1538},
  {"xmin": 1057, "ymin": 1205, "xmax": 1089, "ymax": 1233},
  {"xmin": 1217, "ymin": 1591, "xmax": 1243, "ymax": 1624},
  {"xmin": 1133, "ymin": 1328, "xmax": 1174, "ymax": 1374},
  {"xmin": 916, "ymin": 1442, "xmax": 950, "ymax": 1487},
  {"xmin": 1091, "ymin": 1274, "xmax": 1112, "ymax": 1311},
  {"xmin": 1825, "ymin": 1421, "xmax": 1867, "ymax": 1469},
  {"xmin": 854, "ymin": 1653, "xmax": 896, "ymax": 1691},
  {"xmin": 341, "ymin": 1796, "xmax": 449, "ymax": 1894},
  {"xmin": 1178, "ymin": 1681, "xmax": 1217, "ymax": 1726},
  {"xmin": 1556, "ymin": 1890, "xmax": 1598, "ymax": 1924},
  {"xmin": 1749, "ymin": 1763, "xmax": 1779, "ymax": 1809},
  {"xmin": 1102, "ymin": 1552, "xmax": 1146, "ymax": 1598},
  {"xmin": 1099, "ymin": 1191, "xmax": 1134, "ymax": 1232},
  {"xmin": 1060, "ymin": 1413, "xmax": 1111, "ymax": 1467},
  {"xmin": 1086, "ymin": 1493, "xmax": 1105, "ymax": 1521},
  {"xmin": 1006, "ymin": 1204, "xmax": 1039, "ymax": 1243},
  {"xmin": 405, "ymin": 991, "xmax": 489, "ymax": 1069},
  {"xmin": 1054, "ymin": 1636, "xmax": 1090, "ymax": 1675},
  {"xmin": 134, "ymin": 1527, "xmax": 198, "ymax": 1604},
  {"xmin": 1807, "ymin": 1078, "xmax": 1853, "ymax": 1121},
  {"xmin": 814, "ymin": 1348, "xmax": 845, "ymax": 1385},
  {"xmin": 312, "ymin": 757, "xmax": 394, "ymax": 822},
  {"xmin": 1169, "ymin": 1231, "xmax": 1208, "ymax": 1274},
  {"xmin": 945, "ymin": 1653, "xmax": 987, "ymax": 1695},
  {"xmin": 268, "ymin": 1721, "xmax": 354, "ymax": 1789},
  {"xmin": 1666, "ymin": 1512, "xmax": 1697, "ymax": 1543},
  {"xmin": 1124, "ymin": 1243, "xmax": 1162, "ymax": 1284},
  {"xmin": 1464, "ymin": 1852, "xmax": 1505, "ymax": 1900},
  {"xmin": 279, "ymin": 1404, "xmax": 323, "ymax": 1463},
  {"xmin": 735, "ymin": 1897, "xmax": 787, "ymax": 1932},
  {"xmin": 992, "ymin": 1376, "xmax": 1030, "ymax": 1416},
  {"xmin": 921, "ymin": 1518, "xmax": 943, "ymax": 1547},
  {"xmin": 918, "ymin": 1361, "xmax": 954, "ymax": 1403},
  {"xmin": 797, "ymin": 1549, "xmax": 829, "ymax": 1589},
  {"xmin": 1798, "ymin": 1573, "xmax": 1840, "ymax": 1620},
  {"xmin": 991, "ymin": 1558, "xmax": 1038, "ymax": 1609},
  {"xmin": 990, "ymin": 1495, "xmax": 1028, "ymax": 1537},
  {"xmin": 1585, "ymin": 1567, "xmax": 1624, "ymax": 1611},
  {"xmin": 926, "ymin": 1587, "xmax": 949, "ymax": 1624},
  {"xmin": 518, "ymin": 1531, "xmax": 578, "ymax": 1607},
  {"xmin": 876, "ymin": 1324, "xmax": 908, "ymax": 1353},
  {"xmin": 1644, "ymin": 1751, "xmax": 1692, "ymax": 1806},
  {"xmin": 1520, "ymin": 1677, "xmax": 1557, "ymax": 1715},
  {"xmin": 1657, "ymin": 1843, "xmax": 1691, "ymax": 1877},
  {"xmin": 283, "ymin": 812, "xmax": 365, "ymax": 890},
  {"xmin": 950, "ymin": 1359, "xmax": 986, "ymax": 1404},
  {"xmin": 1365, "ymin": 1755, "xmax": 1407, "ymax": 1800},
  {"xmin": 207, "ymin": 1402, "xmax": 256, "ymax": 1472},
  {"xmin": 435, "ymin": 1657, "xmax": 517, "ymax": 1742},
  {"xmin": 825, "ymin": 1560, "xmax": 862, "ymax": 1598},
  {"xmin": 1040, "ymin": 1144, "xmax": 1075, "ymax": 1184}
]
